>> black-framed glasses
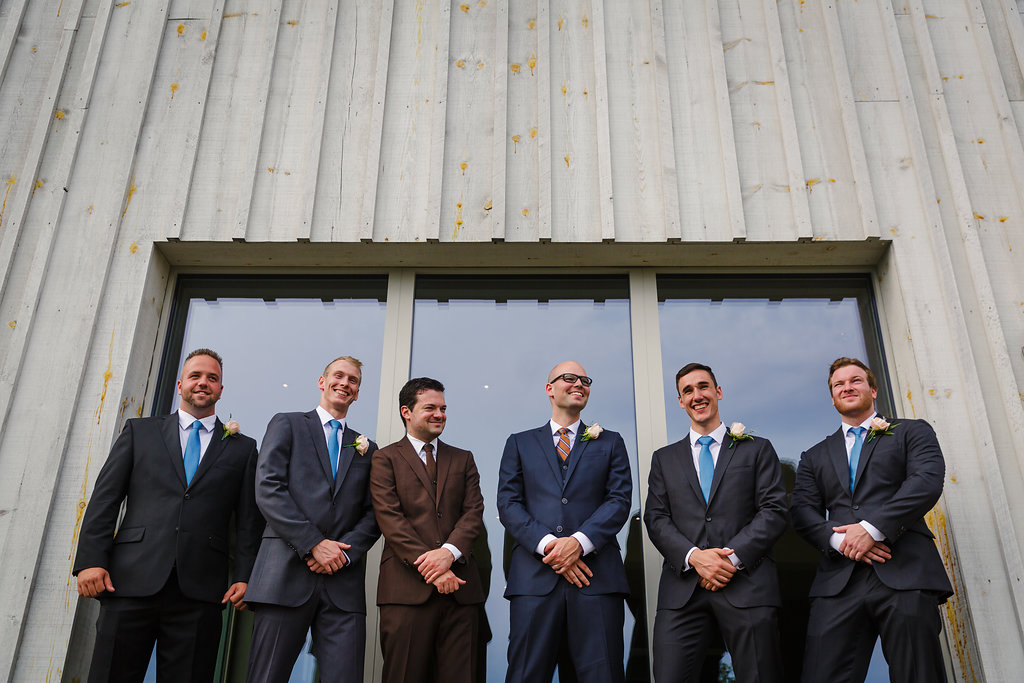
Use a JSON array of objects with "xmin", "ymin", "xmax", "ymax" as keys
[{"xmin": 549, "ymin": 373, "xmax": 593, "ymax": 387}]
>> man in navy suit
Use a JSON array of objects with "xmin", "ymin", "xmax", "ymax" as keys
[
  {"xmin": 245, "ymin": 356, "xmax": 380, "ymax": 683},
  {"xmin": 497, "ymin": 360, "xmax": 632, "ymax": 683},
  {"xmin": 791, "ymin": 357, "xmax": 953, "ymax": 682},
  {"xmin": 74, "ymin": 348, "xmax": 262, "ymax": 683},
  {"xmin": 644, "ymin": 362, "xmax": 787, "ymax": 681}
]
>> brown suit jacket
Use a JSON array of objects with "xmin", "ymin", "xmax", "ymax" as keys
[{"xmin": 370, "ymin": 436, "xmax": 485, "ymax": 605}]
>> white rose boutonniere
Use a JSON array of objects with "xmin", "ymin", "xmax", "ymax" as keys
[
  {"xmin": 221, "ymin": 419, "xmax": 241, "ymax": 441},
  {"xmin": 867, "ymin": 417, "xmax": 898, "ymax": 443},
  {"xmin": 344, "ymin": 434, "xmax": 371, "ymax": 455},
  {"xmin": 581, "ymin": 423, "xmax": 603, "ymax": 441},
  {"xmin": 727, "ymin": 422, "xmax": 755, "ymax": 449}
]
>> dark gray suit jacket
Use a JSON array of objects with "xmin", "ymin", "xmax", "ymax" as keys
[
  {"xmin": 245, "ymin": 410, "xmax": 380, "ymax": 613},
  {"xmin": 791, "ymin": 417, "xmax": 953, "ymax": 600},
  {"xmin": 73, "ymin": 414, "xmax": 262, "ymax": 603},
  {"xmin": 644, "ymin": 432, "xmax": 787, "ymax": 609}
]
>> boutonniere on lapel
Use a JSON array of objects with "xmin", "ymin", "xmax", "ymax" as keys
[
  {"xmin": 343, "ymin": 434, "xmax": 370, "ymax": 455},
  {"xmin": 221, "ymin": 419, "xmax": 241, "ymax": 441},
  {"xmin": 581, "ymin": 423, "xmax": 603, "ymax": 441},
  {"xmin": 727, "ymin": 422, "xmax": 754, "ymax": 448},
  {"xmin": 866, "ymin": 416, "xmax": 899, "ymax": 443}
]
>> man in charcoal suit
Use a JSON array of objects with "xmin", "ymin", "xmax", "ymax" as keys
[
  {"xmin": 74, "ymin": 348, "xmax": 262, "ymax": 683},
  {"xmin": 245, "ymin": 356, "xmax": 380, "ymax": 683}
]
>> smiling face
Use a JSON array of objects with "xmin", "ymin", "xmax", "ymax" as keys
[
  {"xmin": 401, "ymin": 389, "xmax": 447, "ymax": 442},
  {"xmin": 677, "ymin": 368, "xmax": 723, "ymax": 435},
  {"xmin": 177, "ymin": 354, "xmax": 223, "ymax": 419},
  {"xmin": 829, "ymin": 363, "xmax": 877, "ymax": 424},
  {"xmin": 318, "ymin": 358, "xmax": 361, "ymax": 418},
  {"xmin": 546, "ymin": 361, "xmax": 591, "ymax": 418}
]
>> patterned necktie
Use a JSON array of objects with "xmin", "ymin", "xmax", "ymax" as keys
[
  {"xmin": 184, "ymin": 420, "xmax": 202, "ymax": 485},
  {"xmin": 328, "ymin": 419, "xmax": 341, "ymax": 479},
  {"xmin": 556, "ymin": 428, "xmax": 571, "ymax": 461},
  {"xmin": 423, "ymin": 443, "xmax": 436, "ymax": 488},
  {"xmin": 849, "ymin": 426, "xmax": 866, "ymax": 492},
  {"xmin": 697, "ymin": 435, "xmax": 715, "ymax": 503}
]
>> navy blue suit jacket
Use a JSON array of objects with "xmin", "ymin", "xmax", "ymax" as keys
[
  {"xmin": 246, "ymin": 410, "xmax": 380, "ymax": 613},
  {"xmin": 644, "ymin": 433, "xmax": 787, "ymax": 609},
  {"xmin": 791, "ymin": 417, "xmax": 953, "ymax": 600},
  {"xmin": 497, "ymin": 423, "xmax": 632, "ymax": 597}
]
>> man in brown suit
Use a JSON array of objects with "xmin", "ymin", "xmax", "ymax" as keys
[{"xmin": 370, "ymin": 377, "xmax": 486, "ymax": 683}]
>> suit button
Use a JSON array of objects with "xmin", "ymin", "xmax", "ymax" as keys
[
  {"xmin": 562, "ymin": 465, "xmax": 567, "ymax": 470},
  {"xmin": 705, "ymin": 516, "xmax": 712, "ymax": 522},
  {"xmin": 184, "ymin": 494, "xmax": 191, "ymax": 500},
  {"xmin": 556, "ymin": 526, "xmax": 563, "ymax": 532},
  {"xmin": 561, "ymin": 498, "xmax": 568, "ymax": 504},
  {"xmin": 852, "ymin": 505, "xmax": 860, "ymax": 510},
  {"xmin": 437, "ymin": 512, "xmax": 442, "ymax": 518}
]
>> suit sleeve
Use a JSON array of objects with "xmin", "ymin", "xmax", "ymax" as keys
[
  {"xmin": 859, "ymin": 420, "xmax": 945, "ymax": 541},
  {"xmin": 575, "ymin": 432, "xmax": 632, "ymax": 553},
  {"xmin": 722, "ymin": 438, "xmax": 788, "ymax": 564},
  {"xmin": 497, "ymin": 434, "xmax": 551, "ymax": 553},
  {"xmin": 445, "ymin": 450, "xmax": 485, "ymax": 558},
  {"xmin": 643, "ymin": 446, "xmax": 697, "ymax": 575},
  {"xmin": 255, "ymin": 414, "xmax": 327, "ymax": 558},
  {"xmin": 370, "ymin": 448, "xmax": 433, "ymax": 563},
  {"xmin": 231, "ymin": 436, "xmax": 263, "ymax": 583},
  {"xmin": 339, "ymin": 440, "xmax": 381, "ymax": 565},
  {"xmin": 790, "ymin": 448, "xmax": 835, "ymax": 553},
  {"xmin": 73, "ymin": 420, "xmax": 136, "ymax": 573}
]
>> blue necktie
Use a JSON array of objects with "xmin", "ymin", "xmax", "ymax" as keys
[
  {"xmin": 697, "ymin": 435, "xmax": 715, "ymax": 503},
  {"xmin": 328, "ymin": 419, "xmax": 341, "ymax": 479},
  {"xmin": 184, "ymin": 420, "xmax": 201, "ymax": 485},
  {"xmin": 849, "ymin": 426, "xmax": 866, "ymax": 492}
]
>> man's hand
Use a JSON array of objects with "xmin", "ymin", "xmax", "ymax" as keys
[
  {"xmin": 432, "ymin": 570, "xmax": 466, "ymax": 595},
  {"xmin": 542, "ymin": 536, "xmax": 583, "ymax": 573},
  {"xmin": 689, "ymin": 548, "xmax": 737, "ymax": 590},
  {"xmin": 414, "ymin": 548, "xmax": 455, "ymax": 584},
  {"xmin": 834, "ymin": 524, "xmax": 891, "ymax": 564},
  {"xmin": 308, "ymin": 539, "xmax": 351, "ymax": 574},
  {"xmin": 560, "ymin": 558, "xmax": 593, "ymax": 588},
  {"xmin": 77, "ymin": 567, "xmax": 115, "ymax": 598},
  {"xmin": 222, "ymin": 582, "xmax": 248, "ymax": 610}
]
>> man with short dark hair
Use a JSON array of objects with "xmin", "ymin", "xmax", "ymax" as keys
[
  {"xmin": 497, "ymin": 360, "xmax": 632, "ymax": 683},
  {"xmin": 645, "ymin": 362, "xmax": 787, "ymax": 681},
  {"xmin": 245, "ymin": 356, "xmax": 379, "ymax": 683},
  {"xmin": 370, "ymin": 377, "xmax": 485, "ymax": 683},
  {"xmin": 791, "ymin": 357, "xmax": 953, "ymax": 682},
  {"xmin": 74, "ymin": 348, "xmax": 262, "ymax": 683}
]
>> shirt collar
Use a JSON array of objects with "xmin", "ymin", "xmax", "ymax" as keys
[
  {"xmin": 178, "ymin": 409, "xmax": 217, "ymax": 432},
  {"xmin": 550, "ymin": 418, "xmax": 582, "ymax": 438},
  {"xmin": 315, "ymin": 405, "xmax": 346, "ymax": 431},
  {"xmin": 842, "ymin": 413, "xmax": 877, "ymax": 437},
  {"xmin": 406, "ymin": 434, "xmax": 439, "ymax": 455},
  {"xmin": 690, "ymin": 421, "xmax": 727, "ymax": 447}
]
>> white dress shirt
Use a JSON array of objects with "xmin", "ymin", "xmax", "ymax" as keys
[
  {"xmin": 683, "ymin": 422, "xmax": 742, "ymax": 571},
  {"xmin": 405, "ymin": 433, "xmax": 463, "ymax": 561},
  {"xmin": 314, "ymin": 405, "xmax": 350, "ymax": 563},
  {"xmin": 535, "ymin": 419, "xmax": 596, "ymax": 557},
  {"xmin": 828, "ymin": 413, "xmax": 885, "ymax": 552},
  {"xmin": 177, "ymin": 410, "xmax": 217, "ymax": 462}
]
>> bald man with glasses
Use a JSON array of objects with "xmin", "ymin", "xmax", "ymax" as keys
[{"xmin": 497, "ymin": 360, "xmax": 633, "ymax": 683}]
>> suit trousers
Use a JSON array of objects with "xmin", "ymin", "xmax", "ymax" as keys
[
  {"xmin": 652, "ymin": 587, "xmax": 781, "ymax": 683},
  {"xmin": 247, "ymin": 578, "xmax": 365, "ymax": 683},
  {"xmin": 379, "ymin": 592, "xmax": 479, "ymax": 683},
  {"xmin": 803, "ymin": 563, "xmax": 946, "ymax": 683},
  {"xmin": 506, "ymin": 581, "xmax": 625, "ymax": 683},
  {"xmin": 87, "ymin": 568, "xmax": 224, "ymax": 683}
]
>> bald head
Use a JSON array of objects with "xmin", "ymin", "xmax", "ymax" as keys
[{"xmin": 548, "ymin": 360, "xmax": 586, "ymax": 384}]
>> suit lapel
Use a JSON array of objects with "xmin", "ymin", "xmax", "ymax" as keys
[
  {"xmin": 188, "ymin": 418, "xmax": 226, "ymax": 488},
  {"xmin": 826, "ymin": 428, "xmax": 851, "ymax": 493},
  {"xmin": 436, "ymin": 440, "xmax": 453, "ymax": 502},
  {"xmin": 853, "ymin": 417, "xmax": 886, "ymax": 492},
  {"xmin": 333, "ymin": 426, "xmax": 359, "ymax": 496},
  {"xmin": 707, "ymin": 432, "xmax": 734, "ymax": 504},
  {"xmin": 399, "ymin": 436, "xmax": 436, "ymax": 502},
  {"xmin": 677, "ymin": 437, "xmax": 704, "ymax": 503},
  {"xmin": 162, "ymin": 413, "xmax": 188, "ymax": 488},
  {"xmin": 533, "ymin": 425, "xmax": 562, "ymax": 485},
  {"xmin": 563, "ymin": 425, "xmax": 590, "ymax": 488},
  {"xmin": 304, "ymin": 411, "xmax": 335, "ymax": 484}
]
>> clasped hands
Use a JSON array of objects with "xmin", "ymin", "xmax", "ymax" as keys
[
  {"xmin": 833, "ymin": 523, "xmax": 892, "ymax": 564},
  {"xmin": 306, "ymin": 539, "xmax": 351, "ymax": 574},
  {"xmin": 691, "ymin": 547, "xmax": 738, "ymax": 591},
  {"xmin": 415, "ymin": 547, "xmax": 465, "ymax": 595},
  {"xmin": 543, "ymin": 537, "xmax": 593, "ymax": 588}
]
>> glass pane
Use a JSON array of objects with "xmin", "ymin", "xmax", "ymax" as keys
[
  {"xmin": 410, "ymin": 276, "xmax": 648, "ymax": 682},
  {"xmin": 156, "ymin": 282, "xmax": 388, "ymax": 683},
  {"xmin": 657, "ymin": 286, "xmax": 890, "ymax": 682}
]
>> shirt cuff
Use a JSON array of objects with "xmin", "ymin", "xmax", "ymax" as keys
[
  {"xmin": 536, "ymin": 534, "xmax": 557, "ymax": 556},
  {"xmin": 572, "ymin": 532, "xmax": 594, "ymax": 556},
  {"xmin": 728, "ymin": 552, "xmax": 742, "ymax": 568},
  {"xmin": 859, "ymin": 520, "xmax": 884, "ymax": 541},
  {"xmin": 829, "ymin": 532, "xmax": 845, "ymax": 552},
  {"xmin": 442, "ymin": 543, "xmax": 462, "ymax": 562},
  {"xmin": 683, "ymin": 546, "xmax": 698, "ymax": 572},
  {"xmin": 342, "ymin": 550, "xmax": 350, "ymax": 565}
]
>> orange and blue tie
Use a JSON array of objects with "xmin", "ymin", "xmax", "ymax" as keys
[{"xmin": 557, "ymin": 428, "xmax": 571, "ymax": 461}]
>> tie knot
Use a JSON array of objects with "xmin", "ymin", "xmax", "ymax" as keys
[
  {"xmin": 191, "ymin": 420, "xmax": 202, "ymax": 432},
  {"xmin": 329, "ymin": 419, "xmax": 341, "ymax": 431},
  {"xmin": 558, "ymin": 428, "xmax": 569, "ymax": 436},
  {"xmin": 422, "ymin": 443, "xmax": 434, "ymax": 455},
  {"xmin": 697, "ymin": 435, "xmax": 713, "ymax": 446},
  {"xmin": 852, "ymin": 426, "xmax": 865, "ymax": 437}
]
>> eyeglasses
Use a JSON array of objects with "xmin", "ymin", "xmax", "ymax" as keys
[{"xmin": 549, "ymin": 373, "xmax": 593, "ymax": 387}]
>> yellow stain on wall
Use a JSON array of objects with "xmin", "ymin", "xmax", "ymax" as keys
[
  {"xmin": 170, "ymin": 82, "xmax": 179, "ymax": 99},
  {"xmin": 457, "ymin": 59, "xmax": 466, "ymax": 68},
  {"xmin": 115, "ymin": 1, "xmax": 130, "ymax": 7},
  {"xmin": 33, "ymin": 179, "xmax": 43, "ymax": 195},
  {"xmin": 557, "ymin": 16, "xmax": 564, "ymax": 30},
  {"xmin": 88, "ymin": 205, "xmax": 93, "ymax": 215},
  {"xmin": 974, "ymin": 138, "xmax": 984, "ymax": 144},
  {"xmin": 529, "ymin": 128, "xmax": 537, "ymax": 139},
  {"xmin": 528, "ymin": 54, "xmax": 536, "ymax": 75},
  {"xmin": 460, "ymin": 4, "xmax": 469, "ymax": 13},
  {"xmin": 999, "ymin": 216, "xmax": 1008, "ymax": 222},
  {"xmin": 754, "ymin": 80, "xmax": 775, "ymax": 86},
  {"xmin": 973, "ymin": 212, "xmax": 984, "ymax": 220},
  {"xmin": 122, "ymin": 177, "xmax": 137, "ymax": 218},
  {"xmin": 177, "ymin": 24, "xmax": 185, "ymax": 35},
  {"xmin": 477, "ymin": 61, "xmax": 485, "ymax": 69},
  {"xmin": 564, "ymin": 154, "xmax": 571, "ymax": 168},
  {"xmin": 512, "ymin": 135, "xmax": 521, "ymax": 153},
  {"xmin": 483, "ymin": 200, "xmax": 492, "ymax": 211},
  {"xmin": 8, "ymin": 321, "xmax": 15, "ymax": 328},
  {"xmin": 454, "ymin": 201, "xmax": 464, "ymax": 237},
  {"xmin": 806, "ymin": 178, "xmax": 820, "ymax": 192},
  {"xmin": 0, "ymin": 174, "xmax": 15, "ymax": 227},
  {"xmin": 55, "ymin": 110, "xmax": 65, "ymax": 121},
  {"xmin": 522, "ymin": 208, "xmax": 530, "ymax": 217},
  {"xmin": 510, "ymin": 63, "xmax": 521, "ymax": 74},
  {"xmin": 287, "ymin": 20, "xmax": 298, "ymax": 26},
  {"xmin": 528, "ymin": 19, "xmax": 536, "ymax": 30},
  {"xmin": 478, "ymin": 0, "xmax": 487, "ymax": 7},
  {"xmin": 928, "ymin": 388, "xmax": 936, "ymax": 396},
  {"xmin": 460, "ymin": 161, "xmax": 468, "ymax": 176},
  {"xmin": 561, "ymin": 82, "xmax": 567, "ymax": 96},
  {"xmin": 906, "ymin": 390, "xmax": 916, "ymax": 418},
  {"xmin": 201, "ymin": 30, "xmax": 207, "ymax": 40},
  {"xmin": 582, "ymin": 14, "xmax": 589, "ymax": 28},
  {"xmin": 129, "ymin": 242, "xmax": 138, "ymax": 254}
]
